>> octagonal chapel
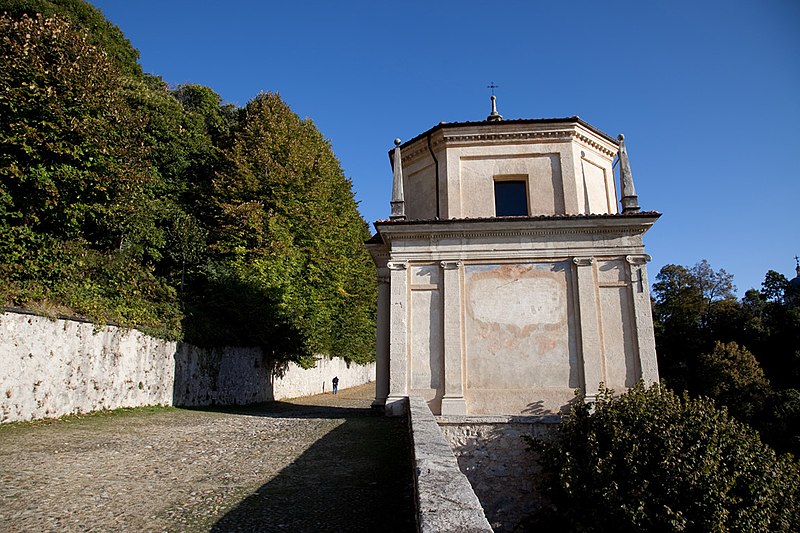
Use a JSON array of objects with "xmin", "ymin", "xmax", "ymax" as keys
[{"xmin": 367, "ymin": 98, "xmax": 660, "ymax": 416}]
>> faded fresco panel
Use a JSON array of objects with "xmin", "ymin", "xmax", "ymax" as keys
[{"xmin": 464, "ymin": 262, "xmax": 577, "ymax": 390}]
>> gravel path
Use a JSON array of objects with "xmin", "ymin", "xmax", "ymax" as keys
[{"xmin": 0, "ymin": 383, "xmax": 416, "ymax": 532}]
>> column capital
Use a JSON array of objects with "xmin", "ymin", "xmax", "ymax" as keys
[
  {"xmin": 625, "ymin": 254, "xmax": 651, "ymax": 266},
  {"xmin": 387, "ymin": 261, "xmax": 407, "ymax": 271},
  {"xmin": 573, "ymin": 256, "xmax": 594, "ymax": 267},
  {"xmin": 440, "ymin": 260, "xmax": 462, "ymax": 270}
]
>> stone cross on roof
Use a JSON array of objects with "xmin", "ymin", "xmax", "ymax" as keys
[{"xmin": 486, "ymin": 82, "xmax": 503, "ymax": 122}]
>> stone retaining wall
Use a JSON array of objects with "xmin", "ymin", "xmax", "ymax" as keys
[
  {"xmin": 438, "ymin": 416, "xmax": 559, "ymax": 532},
  {"xmin": 0, "ymin": 310, "xmax": 375, "ymax": 423},
  {"xmin": 407, "ymin": 396, "xmax": 492, "ymax": 533}
]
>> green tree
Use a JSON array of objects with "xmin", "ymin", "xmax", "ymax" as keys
[
  {"xmin": 652, "ymin": 260, "xmax": 736, "ymax": 392},
  {"xmin": 761, "ymin": 388, "xmax": 800, "ymax": 455},
  {"xmin": 654, "ymin": 261, "xmax": 800, "ymax": 455},
  {"xmin": 0, "ymin": 6, "xmax": 377, "ymax": 365},
  {"xmin": 528, "ymin": 382, "xmax": 800, "ymax": 532},
  {"xmin": 698, "ymin": 341, "xmax": 770, "ymax": 421},
  {"xmin": 742, "ymin": 271, "xmax": 800, "ymax": 389},
  {"xmin": 185, "ymin": 92, "xmax": 375, "ymax": 364},
  {"xmin": 0, "ymin": 13, "xmax": 148, "ymax": 241},
  {"xmin": 0, "ymin": 12, "xmax": 179, "ymax": 334},
  {"xmin": 0, "ymin": 0, "xmax": 142, "ymax": 76}
]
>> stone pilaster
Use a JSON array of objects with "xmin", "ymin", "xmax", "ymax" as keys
[
  {"xmin": 574, "ymin": 256, "xmax": 603, "ymax": 401},
  {"xmin": 372, "ymin": 268, "xmax": 391, "ymax": 409},
  {"xmin": 385, "ymin": 261, "xmax": 409, "ymax": 415},
  {"xmin": 440, "ymin": 260, "xmax": 467, "ymax": 415},
  {"xmin": 626, "ymin": 255, "xmax": 659, "ymax": 384}
]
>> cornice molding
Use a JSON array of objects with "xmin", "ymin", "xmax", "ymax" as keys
[
  {"xmin": 383, "ymin": 226, "xmax": 647, "ymax": 241},
  {"xmin": 390, "ymin": 249, "xmax": 648, "ymax": 263},
  {"xmin": 401, "ymin": 123, "xmax": 618, "ymax": 165},
  {"xmin": 443, "ymin": 129, "xmax": 572, "ymax": 145},
  {"xmin": 574, "ymin": 131, "xmax": 616, "ymax": 157},
  {"xmin": 403, "ymin": 134, "xmax": 445, "ymax": 162}
]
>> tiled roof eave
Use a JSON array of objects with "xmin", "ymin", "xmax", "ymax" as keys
[
  {"xmin": 392, "ymin": 116, "xmax": 618, "ymax": 156},
  {"xmin": 374, "ymin": 211, "xmax": 661, "ymax": 226}
]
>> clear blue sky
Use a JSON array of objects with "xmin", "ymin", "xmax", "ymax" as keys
[{"xmin": 88, "ymin": 0, "xmax": 799, "ymax": 294}]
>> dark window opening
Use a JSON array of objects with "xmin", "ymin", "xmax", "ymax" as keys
[{"xmin": 494, "ymin": 180, "xmax": 528, "ymax": 216}]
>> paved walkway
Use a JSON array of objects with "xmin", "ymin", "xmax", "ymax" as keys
[{"xmin": 0, "ymin": 383, "xmax": 416, "ymax": 532}]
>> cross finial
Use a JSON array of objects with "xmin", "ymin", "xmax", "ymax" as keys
[{"xmin": 486, "ymin": 82, "xmax": 502, "ymax": 121}]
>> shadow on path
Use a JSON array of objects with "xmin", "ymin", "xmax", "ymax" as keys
[
  {"xmin": 205, "ymin": 398, "xmax": 416, "ymax": 533},
  {"xmin": 185, "ymin": 401, "xmax": 372, "ymax": 420}
]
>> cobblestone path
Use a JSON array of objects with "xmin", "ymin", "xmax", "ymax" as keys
[{"xmin": 0, "ymin": 382, "xmax": 416, "ymax": 532}]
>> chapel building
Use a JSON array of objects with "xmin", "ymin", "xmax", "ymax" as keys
[{"xmin": 367, "ymin": 98, "xmax": 660, "ymax": 416}]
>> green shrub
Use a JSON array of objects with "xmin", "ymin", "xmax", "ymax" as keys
[{"xmin": 528, "ymin": 382, "xmax": 800, "ymax": 532}]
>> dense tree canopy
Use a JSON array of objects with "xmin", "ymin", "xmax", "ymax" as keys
[
  {"xmin": 184, "ymin": 93, "xmax": 376, "ymax": 364},
  {"xmin": 0, "ymin": 11, "xmax": 179, "ymax": 333},
  {"xmin": 653, "ymin": 260, "xmax": 800, "ymax": 455},
  {"xmin": 0, "ymin": 4, "xmax": 376, "ymax": 365},
  {"xmin": 0, "ymin": 0, "xmax": 141, "ymax": 75},
  {"xmin": 652, "ymin": 260, "xmax": 736, "ymax": 391}
]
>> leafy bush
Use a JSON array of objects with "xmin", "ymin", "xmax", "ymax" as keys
[{"xmin": 528, "ymin": 382, "xmax": 800, "ymax": 532}]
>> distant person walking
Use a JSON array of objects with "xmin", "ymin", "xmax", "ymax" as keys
[{"xmin": 332, "ymin": 376, "xmax": 339, "ymax": 395}]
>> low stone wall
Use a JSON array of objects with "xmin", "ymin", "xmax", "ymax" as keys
[
  {"xmin": 407, "ymin": 396, "xmax": 492, "ymax": 533},
  {"xmin": 438, "ymin": 416, "xmax": 559, "ymax": 532},
  {"xmin": 0, "ymin": 310, "xmax": 375, "ymax": 423}
]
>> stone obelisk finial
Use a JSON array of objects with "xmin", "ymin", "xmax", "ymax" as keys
[
  {"xmin": 617, "ymin": 134, "xmax": 640, "ymax": 213},
  {"xmin": 390, "ymin": 138, "xmax": 405, "ymax": 220}
]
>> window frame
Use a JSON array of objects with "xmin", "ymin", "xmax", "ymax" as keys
[{"xmin": 493, "ymin": 175, "xmax": 530, "ymax": 217}]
